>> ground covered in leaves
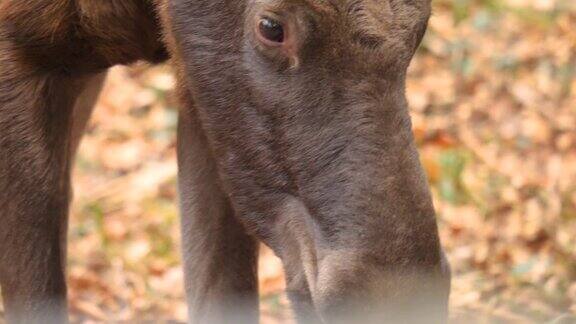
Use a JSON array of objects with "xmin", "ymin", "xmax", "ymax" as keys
[{"xmin": 0, "ymin": 0, "xmax": 575, "ymax": 323}]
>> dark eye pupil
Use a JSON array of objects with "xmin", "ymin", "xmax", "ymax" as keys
[{"xmin": 259, "ymin": 18, "xmax": 284, "ymax": 43}]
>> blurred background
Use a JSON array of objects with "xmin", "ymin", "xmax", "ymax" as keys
[{"xmin": 1, "ymin": 0, "xmax": 574, "ymax": 323}]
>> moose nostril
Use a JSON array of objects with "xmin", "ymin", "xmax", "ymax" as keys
[
  {"xmin": 313, "ymin": 252, "xmax": 450, "ymax": 323},
  {"xmin": 316, "ymin": 293, "xmax": 370, "ymax": 323},
  {"xmin": 313, "ymin": 255, "xmax": 373, "ymax": 322}
]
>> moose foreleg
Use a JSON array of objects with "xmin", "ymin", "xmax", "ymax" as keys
[
  {"xmin": 177, "ymin": 93, "xmax": 260, "ymax": 324},
  {"xmin": 0, "ymin": 50, "xmax": 104, "ymax": 323}
]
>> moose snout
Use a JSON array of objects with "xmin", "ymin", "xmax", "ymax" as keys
[{"xmin": 311, "ymin": 251, "xmax": 450, "ymax": 324}]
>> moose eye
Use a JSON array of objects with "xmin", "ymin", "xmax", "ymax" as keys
[{"xmin": 258, "ymin": 17, "xmax": 285, "ymax": 43}]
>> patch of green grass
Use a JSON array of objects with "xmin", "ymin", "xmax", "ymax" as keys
[
  {"xmin": 438, "ymin": 149, "xmax": 471, "ymax": 205},
  {"xmin": 260, "ymin": 293, "xmax": 284, "ymax": 313}
]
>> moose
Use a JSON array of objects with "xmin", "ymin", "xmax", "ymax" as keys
[{"xmin": 0, "ymin": 0, "xmax": 450, "ymax": 323}]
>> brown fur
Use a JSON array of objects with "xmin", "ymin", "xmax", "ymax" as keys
[{"xmin": 0, "ymin": 0, "xmax": 450, "ymax": 323}]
